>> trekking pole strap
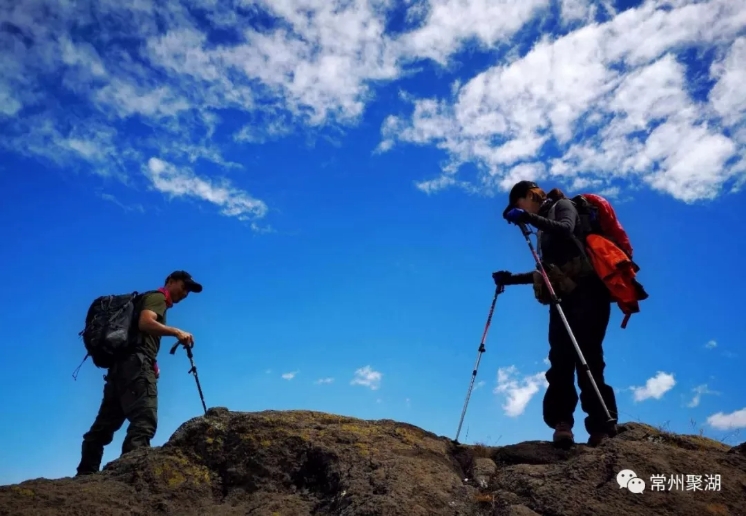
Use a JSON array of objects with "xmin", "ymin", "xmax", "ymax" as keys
[{"xmin": 169, "ymin": 341, "xmax": 195, "ymax": 358}]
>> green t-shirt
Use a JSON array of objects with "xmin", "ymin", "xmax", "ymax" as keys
[{"xmin": 134, "ymin": 291, "xmax": 168, "ymax": 361}]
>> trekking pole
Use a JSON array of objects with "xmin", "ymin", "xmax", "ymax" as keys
[
  {"xmin": 170, "ymin": 342, "xmax": 208, "ymax": 415},
  {"xmin": 454, "ymin": 283, "xmax": 504, "ymax": 443},
  {"xmin": 515, "ymin": 222, "xmax": 616, "ymax": 425}
]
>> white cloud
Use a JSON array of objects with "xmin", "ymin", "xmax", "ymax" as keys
[
  {"xmin": 474, "ymin": 380, "xmax": 486, "ymax": 390},
  {"xmin": 542, "ymin": 357, "xmax": 550, "ymax": 366},
  {"xmin": 709, "ymin": 37, "xmax": 746, "ymax": 127},
  {"xmin": 705, "ymin": 340, "xmax": 717, "ymax": 349},
  {"xmin": 315, "ymin": 377, "xmax": 334, "ymax": 384},
  {"xmin": 559, "ymin": 0, "xmax": 596, "ymax": 24},
  {"xmin": 630, "ymin": 371, "xmax": 676, "ymax": 402},
  {"xmin": 687, "ymin": 384, "xmax": 719, "ymax": 408},
  {"xmin": 144, "ymin": 157, "xmax": 268, "ymax": 222},
  {"xmin": 380, "ymin": 0, "xmax": 746, "ymax": 202},
  {"xmin": 3, "ymin": 0, "xmax": 746, "ymax": 219},
  {"xmin": 399, "ymin": 0, "xmax": 552, "ymax": 65},
  {"xmin": 281, "ymin": 371, "xmax": 298, "ymax": 380},
  {"xmin": 493, "ymin": 365, "xmax": 548, "ymax": 417},
  {"xmin": 351, "ymin": 365, "xmax": 382, "ymax": 390},
  {"xmin": 707, "ymin": 407, "xmax": 746, "ymax": 430}
]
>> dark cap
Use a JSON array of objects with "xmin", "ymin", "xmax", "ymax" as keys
[
  {"xmin": 504, "ymin": 180, "xmax": 539, "ymax": 217},
  {"xmin": 165, "ymin": 270, "xmax": 203, "ymax": 293}
]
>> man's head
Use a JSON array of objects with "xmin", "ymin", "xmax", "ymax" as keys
[
  {"xmin": 504, "ymin": 180, "xmax": 546, "ymax": 217},
  {"xmin": 164, "ymin": 270, "xmax": 203, "ymax": 303}
]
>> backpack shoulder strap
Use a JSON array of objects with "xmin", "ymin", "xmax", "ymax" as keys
[{"xmin": 536, "ymin": 201, "xmax": 560, "ymax": 261}]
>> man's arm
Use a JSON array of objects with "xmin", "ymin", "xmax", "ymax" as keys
[
  {"xmin": 138, "ymin": 293, "xmax": 178, "ymax": 337},
  {"xmin": 139, "ymin": 310, "xmax": 180, "ymax": 337},
  {"xmin": 525, "ymin": 199, "xmax": 576, "ymax": 236},
  {"xmin": 506, "ymin": 272, "xmax": 535, "ymax": 285}
]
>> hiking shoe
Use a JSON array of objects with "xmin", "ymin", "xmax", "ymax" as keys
[
  {"xmin": 587, "ymin": 433, "xmax": 609, "ymax": 447},
  {"xmin": 552, "ymin": 422, "xmax": 574, "ymax": 448}
]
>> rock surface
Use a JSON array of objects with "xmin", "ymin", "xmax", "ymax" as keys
[{"xmin": 1, "ymin": 408, "xmax": 745, "ymax": 515}]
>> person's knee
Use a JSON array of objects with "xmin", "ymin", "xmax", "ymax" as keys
[
  {"xmin": 546, "ymin": 351, "xmax": 575, "ymax": 384},
  {"xmin": 83, "ymin": 413, "xmax": 123, "ymax": 445},
  {"xmin": 83, "ymin": 428, "xmax": 116, "ymax": 446}
]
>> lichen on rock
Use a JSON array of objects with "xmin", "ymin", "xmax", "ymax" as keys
[{"xmin": 1, "ymin": 411, "xmax": 745, "ymax": 516}]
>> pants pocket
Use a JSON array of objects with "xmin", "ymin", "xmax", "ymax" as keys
[{"xmin": 119, "ymin": 376, "xmax": 149, "ymax": 415}]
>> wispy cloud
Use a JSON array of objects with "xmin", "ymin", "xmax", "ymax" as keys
[
  {"xmin": 98, "ymin": 193, "xmax": 145, "ymax": 213},
  {"xmin": 281, "ymin": 371, "xmax": 298, "ymax": 380},
  {"xmin": 707, "ymin": 407, "xmax": 746, "ymax": 430},
  {"xmin": 687, "ymin": 384, "xmax": 719, "ymax": 408},
  {"xmin": 705, "ymin": 340, "xmax": 717, "ymax": 349},
  {"xmin": 144, "ymin": 157, "xmax": 267, "ymax": 223},
  {"xmin": 493, "ymin": 366, "xmax": 548, "ymax": 417},
  {"xmin": 351, "ymin": 365, "xmax": 382, "ymax": 391},
  {"xmin": 630, "ymin": 371, "xmax": 676, "ymax": 402},
  {"xmin": 314, "ymin": 377, "xmax": 334, "ymax": 385}
]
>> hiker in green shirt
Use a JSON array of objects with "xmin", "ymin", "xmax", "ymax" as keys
[{"xmin": 75, "ymin": 271, "xmax": 203, "ymax": 476}]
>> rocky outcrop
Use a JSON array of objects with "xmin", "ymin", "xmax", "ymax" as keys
[{"xmin": 1, "ymin": 408, "xmax": 745, "ymax": 515}]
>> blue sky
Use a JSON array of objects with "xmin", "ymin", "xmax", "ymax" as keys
[{"xmin": 1, "ymin": 0, "xmax": 745, "ymax": 485}]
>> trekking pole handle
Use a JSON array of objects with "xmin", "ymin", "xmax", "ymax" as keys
[
  {"xmin": 169, "ymin": 341, "xmax": 195, "ymax": 357},
  {"xmin": 517, "ymin": 222, "xmax": 532, "ymax": 237}
]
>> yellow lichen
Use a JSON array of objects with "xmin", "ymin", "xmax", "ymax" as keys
[
  {"xmin": 339, "ymin": 423, "xmax": 376, "ymax": 437},
  {"xmin": 151, "ymin": 452, "xmax": 211, "ymax": 488},
  {"xmin": 354, "ymin": 443, "xmax": 370, "ymax": 457},
  {"xmin": 394, "ymin": 427, "xmax": 423, "ymax": 444},
  {"xmin": 10, "ymin": 486, "xmax": 34, "ymax": 496}
]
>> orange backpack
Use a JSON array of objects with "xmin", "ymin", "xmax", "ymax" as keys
[
  {"xmin": 583, "ymin": 233, "xmax": 648, "ymax": 328},
  {"xmin": 543, "ymin": 194, "xmax": 649, "ymax": 328}
]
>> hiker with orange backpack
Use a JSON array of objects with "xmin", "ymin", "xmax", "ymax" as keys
[{"xmin": 492, "ymin": 181, "xmax": 646, "ymax": 448}]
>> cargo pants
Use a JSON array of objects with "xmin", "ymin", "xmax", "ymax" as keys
[
  {"xmin": 76, "ymin": 353, "xmax": 158, "ymax": 475},
  {"xmin": 542, "ymin": 275, "xmax": 619, "ymax": 435}
]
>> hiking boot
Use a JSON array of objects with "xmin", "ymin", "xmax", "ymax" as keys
[
  {"xmin": 552, "ymin": 422, "xmax": 574, "ymax": 448},
  {"xmin": 587, "ymin": 433, "xmax": 609, "ymax": 447},
  {"xmin": 587, "ymin": 422, "xmax": 618, "ymax": 447}
]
